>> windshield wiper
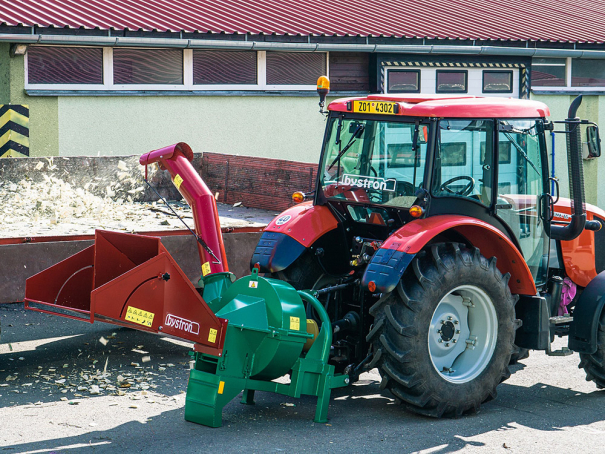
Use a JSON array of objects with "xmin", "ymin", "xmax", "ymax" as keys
[
  {"xmin": 502, "ymin": 131, "xmax": 541, "ymax": 176},
  {"xmin": 328, "ymin": 124, "xmax": 365, "ymax": 171}
]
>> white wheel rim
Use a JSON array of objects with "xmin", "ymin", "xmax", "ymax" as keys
[{"xmin": 428, "ymin": 285, "xmax": 498, "ymax": 384}]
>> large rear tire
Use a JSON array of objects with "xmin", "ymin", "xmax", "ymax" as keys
[
  {"xmin": 579, "ymin": 309, "xmax": 605, "ymax": 388},
  {"xmin": 509, "ymin": 346, "xmax": 530, "ymax": 364},
  {"xmin": 367, "ymin": 243, "xmax": 517, "ymax": 417}
]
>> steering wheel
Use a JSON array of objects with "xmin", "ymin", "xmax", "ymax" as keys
[{"xmin": 440, "ymin": 176, "xmax": 475, "ymax": 196}]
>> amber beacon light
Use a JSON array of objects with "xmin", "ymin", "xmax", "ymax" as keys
[{"xmin": 317, "ymin": 76, "xmax": 330, "ymax": 113}]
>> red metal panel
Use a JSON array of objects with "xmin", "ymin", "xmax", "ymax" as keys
[
  {"xmin": 383, "ymin": 215, "xmax": 537, "ymax": 295},
  {"xmin": 328, "ymin": 96, "xmax": 551, "ymax": 119},
  {"xmin": 25, "ymin": 245, "xmax": 95, "ymax": 313},
  {"xmin": 1, "ymin": 0, "xmax": 605, "ymax": 43},
  {"xmin": 23, "ymin": 229, "xmax": 227, "ymax": 354},
  {"xmin": 264, "ymin": 201, "xmax": 338, "ymax": 248},
  {"xmin": 554, "ymin": 200, "xmax": 605, "ymax": 287}
]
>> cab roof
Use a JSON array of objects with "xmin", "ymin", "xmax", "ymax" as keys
[{"xmin": 328, "ymin": 94, "xmax": 550, "ymax": 118}]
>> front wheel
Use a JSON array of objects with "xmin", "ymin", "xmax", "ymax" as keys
[{"xmin": 368, "ymin": 243, "xmax": 517, "ymax": 417}]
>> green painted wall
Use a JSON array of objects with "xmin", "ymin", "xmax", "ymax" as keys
[
  {"xmin": 58, "ymin": 95, "xmax": 330, "ymax": 163},
  {"xmin": 531, "ymin": 94, "xmax": 604, "ymax": 208},
  {"xmin": 0, "ymin": 43, "xmax": 59, "ymax": 157}
]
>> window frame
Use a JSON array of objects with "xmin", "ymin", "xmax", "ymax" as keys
[
  {"xmin": 435, "ymin": 70, "xmax": 468, "ymax": 94},
  {"xmin": 482, "ymin": 70, "xmax": 513, "ymax": 94},
  {"xmin": 24, "ymin": 45, "xmax": 329, "ymax": 92},
  {"xmin": 531, "ymin": 57, "xmax": 605, "ymax": 92},
  {"xmin": 386, "ymin": 69, "xmax": 421, "ymax": 93}
]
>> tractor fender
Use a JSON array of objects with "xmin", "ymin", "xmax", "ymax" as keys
[
  {"xmin": 568, "ymin": 271, "xmax": 605, "ymax": 354},
  {"xmin": 251, "ymin": 202, "xmax": 338, "ymax": 273},
  {"xmin": 362, "ymin": 214, "xmax": 537, "ymax": 295}
]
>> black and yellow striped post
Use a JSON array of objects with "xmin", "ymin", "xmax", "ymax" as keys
[{"xmin": 0, "ymin": 104, "xmax": 29, "ymax": 157}]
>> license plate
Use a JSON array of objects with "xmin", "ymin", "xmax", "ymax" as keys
[{"xmin": 353, "ymin": 100, "xmax": 398, "ymax": 115}]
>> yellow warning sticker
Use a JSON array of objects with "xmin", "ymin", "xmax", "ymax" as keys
[
  {"xmin": 290, "ymin": 316, "xmax": 300, "ymax": 331},
  {"xmin": 202, "ymin": 261, "xmax": 211, "ymax": 276},
  {"xmin": 173, "ymin": 174, "xmax": 184, "ymax": 189},
  {"xmin": 249, "ymin": 281, "xmax": 258, "ymax": 289},
  {"xmin": 125, "ymin": 306, "xmax": 155, "ymax": 328},
  {"xmin": 208, "ymin": 328, "xmax": 218, "ymax": 343},
  {"xmin": 218, "ymin": 381, "xmax": 225, "ymax": 394}
]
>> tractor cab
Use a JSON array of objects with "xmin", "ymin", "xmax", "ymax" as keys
[{"xmin": 316, "ymin": 95, "xmax": 552, "ymax": 285}]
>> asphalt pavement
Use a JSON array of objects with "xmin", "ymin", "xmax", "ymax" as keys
[{"xmin": 2, "ymin": 302, "xmax": 605, "ymax": 453}]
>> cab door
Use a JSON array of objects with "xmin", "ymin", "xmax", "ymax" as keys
[{"xmin": 494, "ymin": 120, "xmax": 549, "ymax": 286}]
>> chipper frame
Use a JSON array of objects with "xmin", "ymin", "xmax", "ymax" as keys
[{"xmin": 24, "ymin": 142, "xmax": 348, "ymax": 427}]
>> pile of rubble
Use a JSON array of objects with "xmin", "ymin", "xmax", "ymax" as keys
[{"xmin": 0, "ymin": 156, "xmax": 274, "ymax": 238}]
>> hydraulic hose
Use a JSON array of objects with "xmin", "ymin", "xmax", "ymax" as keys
[{"xmin": 297, "ymin": 290, "xmax": 332, "ymax": 364}]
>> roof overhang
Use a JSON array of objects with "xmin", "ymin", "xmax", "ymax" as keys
[{"xmin": 2, "ymin": 33, "xmax": 605, "ymax": 59}]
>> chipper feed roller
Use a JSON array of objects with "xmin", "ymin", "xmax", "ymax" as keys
[{"xmin": 24, "ymin": 142, "xmax": 349, "ymax": 427}]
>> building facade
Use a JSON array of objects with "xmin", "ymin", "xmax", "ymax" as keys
[{"xmin": 1, "ymin": 1, "xmax": 605, "ymax": 206}]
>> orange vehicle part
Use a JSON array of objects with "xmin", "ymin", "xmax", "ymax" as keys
[
  {"xmin": 264, "ymin": 201, "xmax": 338, "ymax": 248},
  {"xmin": 382, "ymin": 215, "xmax": 537, "ymax": 295},
  {"xmin": 555, "ymin": 199, "xmax": 605, "ymax": 287},
  {"xmin": 24, "ymin": 230, "xmax": 228, "ymax": 355}
]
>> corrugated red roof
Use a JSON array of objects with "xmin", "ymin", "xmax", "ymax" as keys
[{"xmin": 1, "ymin": 0, "xmax": 605, "ymax": 43}]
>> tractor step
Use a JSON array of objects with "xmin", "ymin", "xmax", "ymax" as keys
[
  {"xmin": 547, "ymin": 346, "xmax": 574, "ymax": 356},
  {"xmin": 549, "ymin": 315, "xmax": 573, "ymax": 325}
]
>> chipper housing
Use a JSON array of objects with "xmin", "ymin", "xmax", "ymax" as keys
[{"xmin": 24, "ymin": 142, "xmax": 348, "ymax": 427}]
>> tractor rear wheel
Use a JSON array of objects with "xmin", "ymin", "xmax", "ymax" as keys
[
  {"xmin": 509, "ymin": 346, "xmax": 530, "ymax": 364},
  {"xmin": 368, "ymin": 243, "xmax": 516, "ymax": 417},
  {"xmin": 579, "ymin": 308, "xmax": 605, "ymax": 388}
]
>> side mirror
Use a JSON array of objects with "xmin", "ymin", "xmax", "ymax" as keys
[{"xmin": 587, "ymin": 125, "xmax": 601, "ymax": 158}]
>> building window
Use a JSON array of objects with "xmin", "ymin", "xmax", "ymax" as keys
[
  {"xmin": 266, "ymin": 52, "xmax": 327, "ymax": 85},
  {"xmin": 481, "ymin": 142, "xmax": 512, "ymax": 164},
  {"xmin": 483, "ymin": 71, "xmax": 513, "ymax": 93},
  {"xmin": 26, "ymin": 46, "xmax": 326, "ymax": 92},
  {"xmin": 387, "ymin": 70, "xmax": 420, "ymax": 93},
  {"xmin": 113, "ymin": 49, "xmax": 183, "ymax": 85},
  {"xmin": 572, "ymin": 59, "xmax": 605, "ymax": 87},
  {"xmin": 436, "ymin": 70, "xmax": 467, "ymax": 93},
  {"xmin": 441, "ymin": 142, "xmax": 467, "ymax": 166},
  {"xmin": 531, "ymin": 58, "xmax": 566, "ymax": 87},
  {"xmin": 27, "ymin": 46, "xmax": 103, "ymax": 84},
  {"xmin": 193, "ymin": 50, "xmax": 257, "ymax": 85}
]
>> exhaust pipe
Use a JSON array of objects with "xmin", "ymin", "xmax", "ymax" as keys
[{"xmin": 549, "ymin": 95, "xmax": 586, "ymax": 241}]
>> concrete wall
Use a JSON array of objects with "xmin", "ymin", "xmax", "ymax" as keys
[
  {"xmin": 0, "ymin": 44, "xmax": 59, "ymax": 157},
  {"xmin": 56, "ymin": 95, "xmax": 329, "ymax": 163},
  {"xmin": 531, "ymin": 94, "xmax": 604, "ymax": 207}
]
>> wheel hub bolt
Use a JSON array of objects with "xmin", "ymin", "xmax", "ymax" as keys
[{"xmin": 438, "ymin": 339, "xmax": 443, "ymax": 343}]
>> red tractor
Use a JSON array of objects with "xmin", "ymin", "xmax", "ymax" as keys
[{"xmin": 252, "ymin": 82, "xmax": 605, "ymax": 417}]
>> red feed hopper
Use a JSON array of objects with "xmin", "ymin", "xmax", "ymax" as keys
[{"xmin": 24, "ymin": 229, "xmax": 227, "ymax": 355}]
